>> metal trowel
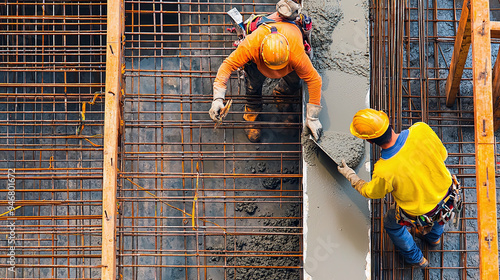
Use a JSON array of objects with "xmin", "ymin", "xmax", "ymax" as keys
[
  {"xmin": 309, "ymin": 135, "xmax": 340, "ymax": 166},
  {"xmin": 214, "ymin": 99, "xmax": 233, "ymax": 129},
  {"xmin": 308, "ymin": 132, "xmax": 365, "ymax": 168}
]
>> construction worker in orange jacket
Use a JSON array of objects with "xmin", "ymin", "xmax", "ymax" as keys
[{"xmin": 208, "ymin": 1, "xmax": 323, "ymax": 142}]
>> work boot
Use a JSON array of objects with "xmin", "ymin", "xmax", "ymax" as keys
[
  {"xmin": 272, "ymin": 88, "xmax": 298, "ymax": 125},
  {"xmin": 427, "ymin": 237, "xmax": 442, "ymax": 247},
  {"xmin": 410, "ymin": 228, "xmax": 443, "ymax": 249},
  {"xmin": 243, "ymin": 105, "xmax": 261, "ymax": 142},
  {"xmin": 410, "ymin": 257, "xmax": 429, "ymax": 269},
  {"xmin": 414, "ymin": 231, "xmax": 442, "ymax": 248}
]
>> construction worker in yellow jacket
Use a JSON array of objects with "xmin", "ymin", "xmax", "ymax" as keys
[
  {"xmin": 337, "ymin": 109, "xmax": 461, "ymax": 268},
  {"xmin": 208, "ymin": 3, "xmax": 322, "ymax": 142}
]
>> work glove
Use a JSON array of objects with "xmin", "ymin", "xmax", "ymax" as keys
[
  {"xmin": 305, "ymin": 103, "xmax": 323, "ymax": 141},
  {"xmin": 337, "ymin": 159, "xmax": 366, "ymax": 192},
  {"xmin": 209, "ymin": 86, "xmax": 226, "ymax": 121},
  {"xmin": 276, "ymin": 0, "xmax": 302, "ymax": 20}
]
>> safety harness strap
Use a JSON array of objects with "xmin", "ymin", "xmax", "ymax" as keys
[{"xmin": 243, "ymin": 14, "xmax": 313, "ymax": 55}]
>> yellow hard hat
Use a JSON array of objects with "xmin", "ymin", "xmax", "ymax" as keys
[
  {"xmin": 350, "ymin": 109, "xmax": 390, "ymax": 139},
  {"xmin": 260, "ymin": 27, "xmax": 290, "ymax": 70}
]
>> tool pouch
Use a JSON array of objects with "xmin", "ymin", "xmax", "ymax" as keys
[
  {"xmin": 395, "ymin": 175, "xmax": 463, "ymax": 232},
  {"xmin": 396, "ymin": 205, "xmax": 433, "ymax": 234}
]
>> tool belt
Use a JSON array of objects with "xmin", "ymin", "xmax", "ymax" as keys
[{"xmin": 395, "ymin": 175, "xmax": 463, "ymax": 234}]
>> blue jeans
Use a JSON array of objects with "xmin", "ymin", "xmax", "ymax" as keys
[{"xmin": 384, "ymin": 208, "xmax": 445, "ymax": 264}]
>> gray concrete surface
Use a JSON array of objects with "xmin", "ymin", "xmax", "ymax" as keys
[
  {"xmin": 302, "ymin": 0, "xmax": 371, "ymax": 279},
  {"xmin": 306, "ymin": 131, "xmax": 365, "ymax": 167}
]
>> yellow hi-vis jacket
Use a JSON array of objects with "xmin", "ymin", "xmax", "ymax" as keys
[
  {"xmin": 356, "ymin": 122, "xmax": 452, "ymax": 216},
  {"xmin": 213, "ymin": 21, "xmax": 322, "ymax": 105}
]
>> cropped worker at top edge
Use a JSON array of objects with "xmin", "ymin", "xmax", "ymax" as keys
[
  {"xmin": 208, "ymin": 4, "xmax": 323, "ymax": 143},
  {"xmin": 213, "ymin": 21, "xmax": 321, "ymax": 101},
  {"xmin": 337, "ymin": 108, "xmax": 462, "ymax": 268}
]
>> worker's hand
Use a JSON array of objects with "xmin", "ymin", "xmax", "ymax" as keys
[
  {"xmin": 209, "ymin": 86, "xmax": 226, "ymax": 121},
  {"xmin": 338, "ymin": 159, "xmax": 366, "ymax": 192},
  {"xmin": 337, "ymin": 159, "xmax": 356, "ymax": 180},
  {"xmin": 305, "ymin": 103, "xmax": 323, "ymax": 140},
  {"xmin": 209, "ymin": 99, "xmax": 225, "ymax": 121},
  {"xmin": 337, "ymin": 159, "xmax": 365, "ymax": 188}
]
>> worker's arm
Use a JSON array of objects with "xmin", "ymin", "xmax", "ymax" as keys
[
  {"xmin": 213, "ymin": 40, "xmax": 254, "ymax": 91},
  {"xmin": 356, "ymin": 176, "xmax": 393, "ymax": 199},
  {"xmin": 291, "ymin": 51, "xmax": 321, "ymax": 105},
  {"xmin": 291, "ymin": 51, "xmax": 323, "ymax": 140},
  {"xmin": 209, "ymin": 38, "xmax": 254, "ymax": 121},
  {"xmin": 337, "ymin": 160, "xmax": 393, "ymax": 199}
]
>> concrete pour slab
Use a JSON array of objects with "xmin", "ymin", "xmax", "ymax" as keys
[
  {"xmin": 302, "ymin": 0, "xmax": 371, "ymax": 278},
  {"xmin": 315, "ymin": 131, "xmax": 365, "ymax": 168}
]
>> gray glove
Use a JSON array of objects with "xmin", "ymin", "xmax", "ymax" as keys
[
  {"xmin": 209, "ymin": 87, "xmax": 226, "ymax": 121},
  {"xmin": 337, "ymin": 159, "xmax": 367, "ymax": 193},
  {"xmin": 337, "ymin": 159, "xmax": 360, "ymax": 185},
  {"xmin": 306, "ymin": 103, "xmax": 323, "ymax": 140}
]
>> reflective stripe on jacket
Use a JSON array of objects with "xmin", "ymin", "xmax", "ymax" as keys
[{"xmin": 213, "ymin": 21, "xmax": 321, "ymax": 105}]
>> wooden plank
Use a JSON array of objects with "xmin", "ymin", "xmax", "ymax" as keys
[
  {"xmin": 492, "ymin": 21, "xmax": 500, "ymax": 130},
  {"xmin": 470, "ymin": 0, "xmax": 499, "ymax": 279},
  {"xmin": 101, "ymin": 0, "xmax": 124, "ymax": 279},
  {"xmin": 492, "ymin": 48, "xmax": 500, "ymax": 131},
  {"xmin": 446, "ymin": 0, "xmax": 471, "ymax": 107},
  {"xmin": 489, "ymin": 20, "xmax": 500, "ymax": 38}
]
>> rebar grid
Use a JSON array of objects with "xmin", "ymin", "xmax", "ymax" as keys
[
  {"xmin": 371, "ymin": 0, "xmax": 499, "ymax": 279},
  {"xmin": 0, "ymin": 1, "xmax": 106, "ymax": 279},
  {"xmin": 118, "ymin": 1, "xmax": 303, "ymax": 279}
]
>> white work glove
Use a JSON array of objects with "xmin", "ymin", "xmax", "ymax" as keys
[
  {"xmin": 209, "ymin": 87, "xmax": 226, "ymax": 121},
  {"xmin": 276, "ymin": 0, "xmax": 302, "ymax": 20},
  {"xmin": 305, "ymin": 103, "xmax": 323, "ymax": 140},
  {"xmin": 337, "ymin": 159, "xmax": 366, "ymax": 192}
]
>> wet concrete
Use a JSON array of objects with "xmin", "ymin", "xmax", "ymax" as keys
[
  {"xmin": 302, "ymin": 0, "xmax": 371, "ymax": 278},
  {"xmin": 302, "ymin": 131, "xmax": 365, "ymax": 168},
  {"xmin": 315, "ymin": 131, "xmax": 365, "ymax": 167}
]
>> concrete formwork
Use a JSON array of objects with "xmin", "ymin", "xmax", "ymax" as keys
[{"xmin": 302, "ymin": 0, "xmax": 371, "ymax": 279}]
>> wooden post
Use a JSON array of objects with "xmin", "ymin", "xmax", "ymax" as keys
[
  {"xmin": 491, "ymin": 21, "xmax": 500, "ymax": 130},
  {"xmin": 470, "ymin": 0, "xmax": 499, "ymax": 278},
  {"xmin": 445, "ymin": 0, "xmax": 471, "ymax": 107},
  {"xmin": 102, "ymin": 0, "xmax": 124, "ymax": 279},
  {"xmin": 491, "ymin": 45, "xmax": 500, "ymax": 130}
]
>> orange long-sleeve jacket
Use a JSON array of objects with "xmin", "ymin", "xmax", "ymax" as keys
[{"xmin": 213, "ymin": 21, "xmax": 322, "ymax": 105}]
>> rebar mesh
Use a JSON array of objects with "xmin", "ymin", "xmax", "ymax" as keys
[
  {"xmin": 0, "ymin": 1, "xmax": 106, "ymax": 279},
  {"xmin": 117, "ymin": 1, "xmax": 303, "ymax": 279},
  {"xmin": 370, "ymin": 0, "xmax": 499, "ymax": 279}
]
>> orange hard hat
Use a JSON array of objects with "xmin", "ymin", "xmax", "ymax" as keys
[
  {"xmin": 350, "ymin": 109, "xmax": 390, "ymax": 139},
  {"xmin": 260, "ymin": 27, "xmax": 290, "ymax": 70}
]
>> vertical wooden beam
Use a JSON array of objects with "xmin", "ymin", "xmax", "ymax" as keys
[
  {"xmin": 445, "ymin": 0, "xmax": 471, "ymax": 107},
  {"xmin": 102, "ymin": 0, "xmax": 124, "ymax": 279},
  {"xmin": 470, "ymin": 0, "xmax": 499, "ymax": 279},
  {"xmin": 492, "ymin": 47, "xmax": 500, "ymax": 131},
  {"xmin": 491, "ymin": 21, "xmax": 500, "ymax": 130}
]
